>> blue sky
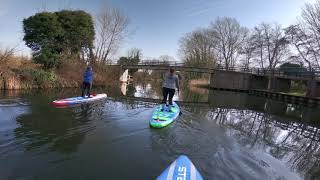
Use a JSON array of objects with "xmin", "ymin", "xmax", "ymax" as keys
[{"xmin": 0, "ymin": 0, "xmax": 316, "ymax": 60}]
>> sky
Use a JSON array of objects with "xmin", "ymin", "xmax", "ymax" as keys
[{"xmin": 0, "ymin": 0, "xmax": 317, "ymax": 60}]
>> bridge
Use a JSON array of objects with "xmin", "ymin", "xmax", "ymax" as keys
[
  {"xmin": 118, "ymin": 61, "xmax": 320, "ymax": 97},
  {"xmin": 121, "ymin": 60, "xmax": 320, "ymax": 79}
]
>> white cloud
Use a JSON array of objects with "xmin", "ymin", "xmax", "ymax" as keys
[
  {"xmin": 188, "ymin": 6, "xmax": 214, "ymax": 17},
  {"xmin": 184, "ymin": 0, "xmax": 224, "ymax": 17}
]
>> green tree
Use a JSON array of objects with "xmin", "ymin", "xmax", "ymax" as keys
[
  {"xmin": 34, "ymin": 47, "xmax": 60, "ymax": 70},
  {"xmin": 23, "ymin": 10, "xmax": 95, "ymax": 69},
  {"xmin": 23, "ymin": 12, "xmax": 64, "ymax": 54},
  {"xmin": 57, "ymin": 10, "xmax": 95, "ymax": 56}
]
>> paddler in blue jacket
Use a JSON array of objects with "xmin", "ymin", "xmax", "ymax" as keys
[
  {"xmin": 161, "ymin": 68, "xmax": 180, "ymax": 111},
  {"xmin": 82, "ymin": 66, "xmax": 93, "ymax": 98}
]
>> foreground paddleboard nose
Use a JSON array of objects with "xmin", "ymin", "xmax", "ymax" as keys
[{"xmin": 157, "ymin": 155, "xmax": 203, "ymax": 180}]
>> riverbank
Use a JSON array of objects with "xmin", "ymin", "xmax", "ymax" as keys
[
  {"xmin": 188, "ymin": 78, "xmax": 209, "ymax": 94},
  {"xmin": 187, "ymin": 78, "xmax": 320, "ymax": 107},
  {"xmin": 0, "ymin": 57, "xmax": 120, "ymax": 90},
  {"xmin": 209, "ymin": 86, "xmax": 320, "ymax": 107}
]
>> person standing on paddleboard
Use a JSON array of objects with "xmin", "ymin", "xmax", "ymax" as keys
[
  {"xmin": 82, "ymin": 66, "xmax": 93, "ymax": 98},
  {"xmin": 161, "ymin": 68, "xmax": 180, "ymax": 111}
]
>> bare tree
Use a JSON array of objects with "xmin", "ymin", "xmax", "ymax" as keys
[
  {"xmin": 209, "ymin": 17, "xmax": 248, "ymax": 69},
  {"xmin": 179, "ymin": 28, "xmax": 216, "ymax": 68},
  {"xmin": 239, "ymin": 32, "xmax": 256, "ymax": 70},
  {"xmin": 255, "ymin": 23, "xmax": 289, "ymax": 90},
  {"xmin": 126, "ymin": 48, "xmax": 142, "ymax": 60},
  {"xmin": 0, "ymin": 46, "xmax": 18, "ymax": 62},
  {"xmin": 285, "ymin": 24, "xmax": 314, "ymax": 71},
  {"xmin": 262, "ymin": 23, "xmax": 288, "ymax": 70},
  {"xmin": 283, "ymin": 0, "xmax": 320, "ymax": 96},
  {"xmin": 251, "ymin": 27, "xmax": 266, "ymax": 69},
  {"xmin": 94, "ymin": 6, "xmax": 130, "ymax": 64},
  {"xmin": 299, "ymin": 0, "xmax": 320, "ymax": 69},
  {"xmin": 159, "ymin": 55, "xmax": 175, "ymax": 62}
]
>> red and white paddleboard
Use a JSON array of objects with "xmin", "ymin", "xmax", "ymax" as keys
[{"xmin": 52, "ymin": 93, "xmax": 107, "ymax": 107}]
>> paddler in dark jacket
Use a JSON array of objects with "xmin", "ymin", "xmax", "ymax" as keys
[
  {"xmin": 161, "ymin": 68, "xmax": 180, "ymax": 111},
  {"xmin": 82, "ymin": 66, "xmax": 93, "ymax": 98}
]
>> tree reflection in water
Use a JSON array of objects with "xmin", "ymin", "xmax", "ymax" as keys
[
  {"xmin": 126, "ymin": 82, "xmax": 320, "ymax": 178},
  {"xmin": 14, "ymin": 99, "xmax": 105, "ymax": 154},
  {"xmin": 207, "ymin": 108, "xmax": 320, "ymax": 179}
]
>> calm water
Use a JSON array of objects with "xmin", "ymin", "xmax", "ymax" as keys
[{"xmin": 1, "ymin": 83, "xmax": 320, "ymax": 180}]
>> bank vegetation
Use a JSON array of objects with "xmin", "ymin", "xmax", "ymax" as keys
[{"xmin": 0, "ymin": 4, "xmax": 131, "ymax": 90}]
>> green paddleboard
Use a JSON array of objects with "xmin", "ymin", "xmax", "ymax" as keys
[{"xmin": 150, "ymin": 102, "xmax": 181, "ymax": 128}]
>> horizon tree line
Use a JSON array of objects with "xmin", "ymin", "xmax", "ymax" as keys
[
  {"xmin": 179, "ymin": 0, "xmax": 320, "ymax": 72},
  {"xmin": 179, "ymin": 0, "xmax": 320, "ymax": 95}
]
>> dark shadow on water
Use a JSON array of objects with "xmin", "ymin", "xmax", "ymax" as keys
[{"xmin": 13, "ymin": 93, "xmax": 106, "ymax": 154}]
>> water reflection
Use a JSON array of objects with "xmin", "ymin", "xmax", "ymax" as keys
[
  {"xmin": 121, "ymin": 82, "xmax": 208, "ymax": 103},
  {"xmin": 14, "ymin": 97, "xmax": 106, "ymax": 154},
  {"xmin": 122, "ymin": 82, "xmax": 163, "ymax": 99},
  {"xmin": 0, "ymin": 96, "xmax": 30, "ymax": 154},
  {"xmin": 125, "ymin": 85, "xmax": 320, "ymax": 179},
  {"xmin": 1, "ymin": 85, "xmax": 320, "ymax": 179},
  {"xmin": 207, "ymin": 107, "xmax": 320, "ymax": 179}
]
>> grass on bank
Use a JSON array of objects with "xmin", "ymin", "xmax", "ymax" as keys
[
  {"xmin": 285, "ymin": 92, "xmax": 306, "ymax": 97},
  {"xmin": 0, "ymin": 50, "xmax": 120, "ymax": 89}
]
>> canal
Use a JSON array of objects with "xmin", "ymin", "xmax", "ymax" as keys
[{"xmin": 1, "ymin": 83, "xmax": 320, "ymax": 179}]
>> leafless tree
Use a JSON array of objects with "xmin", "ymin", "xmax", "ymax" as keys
[
  {"xmin": 209, "ymin": 17, "xmax": 248, "ymax": 69},
  {"xmin": 251, "ymin": 27, "xmax": 266, "ymax": 69},
  {"xmin": 283, "ymin": 0, "xmax": 320, "ymax": 96},
  {"xmin": 239, "ymin": 32, "xmax": 256, "ymax": 70},
  {"xmin": 179, "ymin": 28, "xmax": 216, "ymax": 68},
  {"xmin": 126, "ymin": 48, "xmax": 142, "ymax": 59},
  {"xmin": 254, "ymin": 23, "xmax": 289, "ymax": 90},
  {"xmin": 159, "ymin": 55, "xmax": 175, "ymax": 62},
  {"xmin": 298, "ymin": 0, "xmax": 320, "ymax": 69},
  {"xmin": 285, "ymin": 25, "xmax": 316, "ymax": 71},
  {"xmin": 301, "ymin": 0, "xmax": 320, "ymax": 68},
  {"xmin": 94, "ymin": 6, "xmax": 130, "ymax": 64},
  {"xmin": 0, "ymin": 46, "xmax": 18, "ymax": 62}
]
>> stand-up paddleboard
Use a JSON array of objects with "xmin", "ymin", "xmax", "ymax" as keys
[
  {"xmin": 157, "ymin": 155, "xmax": 203, "ymax": 180},
  {"xmin": 150, "ymin": 102, "xmax": 180, "ymax": 128},
  {"xmin": 52, "ymin": 93, "xmax": 107, "ymax": 107}
]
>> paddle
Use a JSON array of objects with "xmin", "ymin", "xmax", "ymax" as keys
[{"xmin": 175, "ymin": 101, "xmax": 182, "ymax": 116}]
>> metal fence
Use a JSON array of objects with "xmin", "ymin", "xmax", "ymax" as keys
[{"xmin": 121, "ymin": 60, "xmax": 320, "ymax": 79}]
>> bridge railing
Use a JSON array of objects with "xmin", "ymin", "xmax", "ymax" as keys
[
  {"xmin": 122, "ymin": 61, "xmax": 320, "ymax": 79},
  {"xmin": 252, "ymin": 68, "xmax": 320, "ymax": 79},
  {"xmin": 138, "ymin": 61, "xmax": 217, "ymax": 69},
  {"xmin": 139, "ymin": 60, "xmax": 185, "ymax": 66},
  {"xmin": 207, "ymin": 65, "xmax": 320, "ymax": 79}
]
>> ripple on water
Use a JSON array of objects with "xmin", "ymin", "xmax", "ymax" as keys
[
  {"xmin": 0, "ymin": 98, "xmax": 30, "ymax": 107},
  {"xmin": 0, "ymin": 94, "xmax": 310, "ymax": 179},
  {"xmin": 0, "ymin": 98, "xmax": 31, "ymax": 159}
]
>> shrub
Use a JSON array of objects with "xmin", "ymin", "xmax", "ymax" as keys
[
  {"xmin": 19, "ymin": 68, "xmax": 57, "ymax": 88},
  {"xmin": 33, "ymin": 48, "xmax": 61, "ymax": 69}
]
